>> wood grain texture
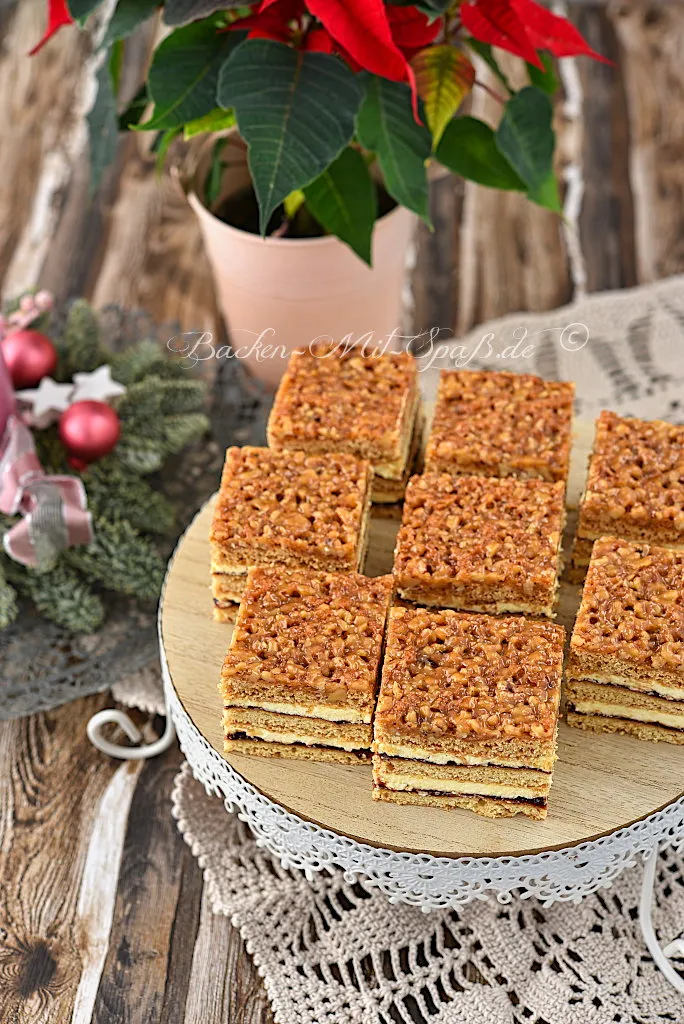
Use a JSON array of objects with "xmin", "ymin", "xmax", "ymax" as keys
[
  {"xmin": 0, "ymin": 694, "xmax": 139, "ymax": 1024},
  {"xmin": 183, "ymin": 890, "xmax": 274, "ymax": 1024},
  {"xmin": 91, "ymin": 745, "xmax": 201, "ymax": 1024}
]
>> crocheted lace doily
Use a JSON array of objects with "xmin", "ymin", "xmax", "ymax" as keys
[{"xmin": 173, "ymin": 763, "xmax": 684, "ymax": 1024}]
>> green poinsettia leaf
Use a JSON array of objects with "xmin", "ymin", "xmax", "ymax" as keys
[
  {"xmin": 141, "ymin": 22, "xmax": 245, "ymax": 131},
  {"xmin": 356, "ymin": 74, "xmax": 432, "ymax": 224},
  {"xmin": 436, "ymin": 115, "xmax": 526, "ymax": 191},
  {"xmin": 218, "ymin": 40, "xmax": 363, "ymax": 234},
  {"xmin": 495, "ymin": 86, "xmax": 555, "ymax": 193},
  {"xmin": 304, "ymin": 146, "xmax": 376, "ymax": 265},
  {"xmin": 101, "ymin": 0, "xmax": 159, "ymax": 48}
]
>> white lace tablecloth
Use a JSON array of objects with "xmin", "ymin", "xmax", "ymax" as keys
[
  {"xmin": 158, "ymin": 275, "xmax": 684, "ymax": 1021},
  {"xmin": 173, "ymin": 764, "xmax": 684, "ymax": 1023}
]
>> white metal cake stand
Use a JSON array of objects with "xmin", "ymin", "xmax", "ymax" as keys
[{"xmin": 87, "ymin": 492, "xmax": 684, "ymax": 997}]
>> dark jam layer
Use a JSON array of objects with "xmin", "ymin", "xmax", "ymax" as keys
[{"xmin": 374, "ymin": 781, "xmax": 546, "ymax": 808}]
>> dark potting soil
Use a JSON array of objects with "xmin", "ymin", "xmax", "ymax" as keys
[{"xmin": 215, "ymin": 185, "xmax": 397, "ymax": 239}]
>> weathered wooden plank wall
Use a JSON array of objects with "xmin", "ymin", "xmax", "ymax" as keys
[
  {"xmin": 3, "ymin": 2, "xmax": 684, "ymax": 340},
  {"xmin": 1, "ymin": 2, "xmax": 683, "ymax": 1021}
]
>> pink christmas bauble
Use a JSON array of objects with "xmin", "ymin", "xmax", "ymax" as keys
[
  {"xmin": 59, "ymin": 400, "xmax": 121, "ymax": 467},
  {"xmin": 1, "ymin": 329, "xmax": 57, "ymax": 388}
]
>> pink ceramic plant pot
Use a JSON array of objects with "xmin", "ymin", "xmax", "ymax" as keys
[{"xmin": 185, "ymin": 137, "xmax": 416, "ymax": 389}]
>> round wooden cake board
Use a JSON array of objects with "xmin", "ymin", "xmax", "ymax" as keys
[{"xmin": 161, "ymin": 502, "xmax": 684, "ymax": 861}]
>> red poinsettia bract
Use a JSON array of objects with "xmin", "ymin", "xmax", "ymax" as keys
[
  {"xmin": 461, "ymin": 0, "xmax": 610, "ymax": 67},
  {"xmin": 30, "ymin": 0, "xmax": 74, "ymax": 55},
  {"xmin": 248, "ymin": 0, "xmax": 439, "ymax": 110}
]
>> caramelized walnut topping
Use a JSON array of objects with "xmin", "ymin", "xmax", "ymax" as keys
[
  {"xmin": 570, "ymin": 536, "xmax": 684, "ymax": 671},
  {"xmin": 210, "ymin": 446, "xmax": 370, "ymax": 557},
  {"xmin": 267, "ymin": 344, "xmax": 417, "ymax": 460},
  {"xmin": 394, "ymin": 474, "xmax": 565, "ymax": 585},
  {"xmin": 375, "ymin": 608, "xmax": 564, "ymax": 741},
  {"xmin": 221, "ymin": 568, "xmax": 393, "ymax": 701},
  {"xmin": 425, "ymin": 370, "xmax": 574, "ymax": 482},
  {"xmin": 578, "ymin": 411, "xmax": 684, "ymax": 542}
]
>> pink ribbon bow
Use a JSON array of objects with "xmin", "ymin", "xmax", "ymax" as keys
[{"xmin": 0, "ymin": 351, "xmax": 92, "ymax": 568}]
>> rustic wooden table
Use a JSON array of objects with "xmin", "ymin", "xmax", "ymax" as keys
[{"xmin": 1, "ymin": 1, "xmax": 683, "ymax": 1020}]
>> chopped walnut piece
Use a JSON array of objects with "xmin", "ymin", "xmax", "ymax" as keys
[
  {"xmin": 220, "ymin": 567, "xmax": 393, "ymax": 716},
  {"xmin": 393, "ymin": 473, "xmax": 565, "ymax": 615},
  {"xmin": 210, "ymin": 446, "xmax": 371, "ymax": 574},
  {"xmin": 373, "ymin": 607, "xmax": 564, "ymax": 749},
  {"xmin": 577, "ymin": 411, "xmax": 684, "ymax": 547},
  {"xmin": 424, "ymin": 369, "xmax": 574, "ymax": 482},
  {"xmin": 267, "ymin": 344, "xmax": 418, "ymax": 466}
]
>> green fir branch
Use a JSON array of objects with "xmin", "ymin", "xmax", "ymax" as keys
[
  {"xmin": 65, "ymin": 515, "xmax": 166, "ymax": 601},
  {"xmin": 10, "ymin": 560, "xmax": 104, "ymax": 633},
  {"xmin": 56, "ymin": 300, "xmax": 106, "ymax": 379}
]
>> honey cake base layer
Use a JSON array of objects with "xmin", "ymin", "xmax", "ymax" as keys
[
  {"xmin": 566, "ymin": 711, "xmax": 684, "ymax": 746},
  {"xmin": 373, "ymin": 755, "xmax": 551, "ymax": 800},
  {"xmin": 567, "ymin": 653, "xmax": 684, "ymax": 702},
  {"xmin": 565, "ymin": 680, "xmax": 684, "ymax": 730},
  {"xmin": 373, "ymin": 734, "xmax": 556, "ymax": 773},
  {"xmin": 372, "ymin": 785, "xmax": 547, "ymax": 819},
  {"xmin": 223, "ymin": 707, "xmax": 371, "ymax": 750},
  {"xmin": 225, "ymin": 735, "xmax": 369, "ymax": 764}
]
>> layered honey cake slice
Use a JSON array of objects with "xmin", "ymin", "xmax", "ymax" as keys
[
  {"xmin": 209, "ymin": 446, "xmax": 372, "ymax": 619},
  {"xmin": 570, "ymin": 412, "xmax": 684, "ymax": 579},
  {"xmin": 566, "ymin": 536, "xmax": 684, "ymax": 744},
  {"xmin": 220, "ymin": 567, "xmax": 393, "ymax": 763},
  {"xmin": 393, "ymin": 474, "xmax": 565, "ymax": 617},
  {"xmin": 267, "ymin": 344, "xmax": 422, "ymax": 505},
  {"xmin": 424, "ymin": 370, "xmax": 574, "ymax": 484},
  {"xmin": 372, "ymin": 607, "xmax": 565, "ymax": 818}
]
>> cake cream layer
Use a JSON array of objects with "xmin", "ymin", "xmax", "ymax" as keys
[
  {"xmin": 222, "ymin": 696, "xmax": 371, "ymax": 723},
  {"xmin": 566, "ymin": 712, "xmax": 684, "ymax": 747},
  {"xmin": 372, "ymin": 737, "xmax": 556, "ymax": 772},
  {"xmin": 565, "ymin": 680, "xmax": 684, "ymax": 730},
  {"xmin": 372, "ymin": 786, "xmax": 547, "ymax": 819},
  {"xmin": 372, "ymin": 754, "xmax": 551, "ymax": 799},
  {"xmin": 225, "ymin": 736, "xmax": 368, "ymax": 764},
  {"xmin": 223, "ymin": 707, "xmax": 371, "ymax": 750},
  {"xmin": 372, "ymin": 395, "xmax": 422, "ymax": 480}
]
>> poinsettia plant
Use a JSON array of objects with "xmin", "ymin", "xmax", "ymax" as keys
[{"xmin": 36, "ymin": 0, "xmax": 606, "ymax": 264}]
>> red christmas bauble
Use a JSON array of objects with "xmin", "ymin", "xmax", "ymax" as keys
[
  {"xmin": 1, "ymin": 329, "xmax": 57, "ymax": 388},
  {"xmin": 59, "ymin": 400, "xmax": 121, "ymax": 468}
]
